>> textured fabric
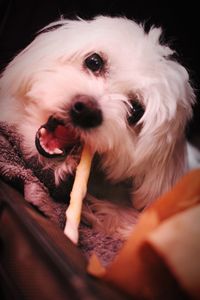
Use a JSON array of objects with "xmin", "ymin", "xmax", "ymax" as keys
[
  {"xmin": 0, "ymin": 121, "xmax": 122, "ymax": 265},
  {"xmin": 0, "ymin": 121, "xmax": 67, "ymax": 228}
]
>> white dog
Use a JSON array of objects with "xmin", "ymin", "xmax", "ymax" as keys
[{"xmin": 0, "ymin": 16, "xmax": 195, "ymax": 237}]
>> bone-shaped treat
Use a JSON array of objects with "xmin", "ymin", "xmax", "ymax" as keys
[{"xmin": 64, "ymin": 145, "xmax": 93, "ymax": 244}]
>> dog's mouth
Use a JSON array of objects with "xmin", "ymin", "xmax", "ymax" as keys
[{"xmin": 35, "ymin": 116, "xmax": 81, "ymax": 158}]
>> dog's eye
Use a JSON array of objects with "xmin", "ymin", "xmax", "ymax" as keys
[
  {"xmin": 84, "ymin": 53, "xmax": 104, "ymax": 73},
  {"xmin": 127, "ymin": 100, "xmax": 145, "ymax": 125}
]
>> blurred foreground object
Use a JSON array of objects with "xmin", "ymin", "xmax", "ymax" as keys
[{"xmin": 88, "ymin": 169, "xmax": 200, "ymax": 299}]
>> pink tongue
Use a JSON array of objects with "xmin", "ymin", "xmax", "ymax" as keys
[{"xmin": 53, "ymin": 125, "xmax": 78, "ymax": 148}]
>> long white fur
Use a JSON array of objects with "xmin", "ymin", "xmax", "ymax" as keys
[{"xmin": 0, "ymin": 16, "xmax": 195, "ymax": 235}]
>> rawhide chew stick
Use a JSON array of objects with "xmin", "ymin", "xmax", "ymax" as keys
[{"xmin": 64, "ymin": 144, "xmax": 93, "ymax": 244}]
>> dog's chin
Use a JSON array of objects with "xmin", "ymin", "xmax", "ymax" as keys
[{"xmin": 35, "ymin": 115, "xmax": 82, "ymax": 159}]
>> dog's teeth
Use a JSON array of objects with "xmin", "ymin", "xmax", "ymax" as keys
[
  {"xmin": 40, "ymin": 140, "xmax": 45, "ymax": 149},
  {"xmin": 45, "ymin": 147, "xmax": 51, "ymax": 154},
  {"xmin": 39, "ymin": 140, "xmax": 62, "ymax": 155},
  {"xmin": 54, "ymin": 148, "xmax": 63, "ymax": 154},
  {"xmin": 38, "ymin": 131, "xmax": 63, "ymax": 155},
  {"xmin": 40, "ymin": 141, "xmax": 49, "ymax": 153},
  {"xmin": 40, "ymin": 127, "xmax": 47, "ymax": 136}
]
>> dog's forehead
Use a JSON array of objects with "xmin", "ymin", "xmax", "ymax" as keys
[
  {"xmin": 74, "ymin": 17, "xmax": 143, "ymax": 43},
  {"xmin": 4, "ymin": 16, "xmax": 174, "ymax": 97},
  {"xmin": 46, "ymin": 16, "xmax": 170, "ymax": 72},
  {"xmin": 58, "ymin": 17, "xmax": 146, "ymax": 54},
  {"xmin": 40, "ymin": 17, "xmax": 162, "ymax": 72}
]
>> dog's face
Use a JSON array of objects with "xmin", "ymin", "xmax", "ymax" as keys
[{"xmin": 0, "ymin": 16, "xmax": 195, "ymax": 206}]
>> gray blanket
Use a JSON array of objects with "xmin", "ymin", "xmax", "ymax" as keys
[{"xmin": 0, "ymin": 122, "xmax": 123, "ymax": 265}]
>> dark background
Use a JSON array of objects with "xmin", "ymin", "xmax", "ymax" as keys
[{"xmin": 0, "ymin": 0, "xmax": 199, "ymax": 145}]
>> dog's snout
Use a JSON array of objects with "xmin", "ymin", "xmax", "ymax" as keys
[{"xmin": 70, "ymin": 95, "xmax": 103, "ymax": 129}]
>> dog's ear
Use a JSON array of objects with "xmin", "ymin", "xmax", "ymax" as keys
[{"xmin": 133, "ymin": 48, "xmax": 195, "ymax": 209}]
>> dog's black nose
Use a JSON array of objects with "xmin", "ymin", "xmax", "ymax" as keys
[{"xmin": 70, "ymin": 95, "xmax": 103, "ymax": 129}]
